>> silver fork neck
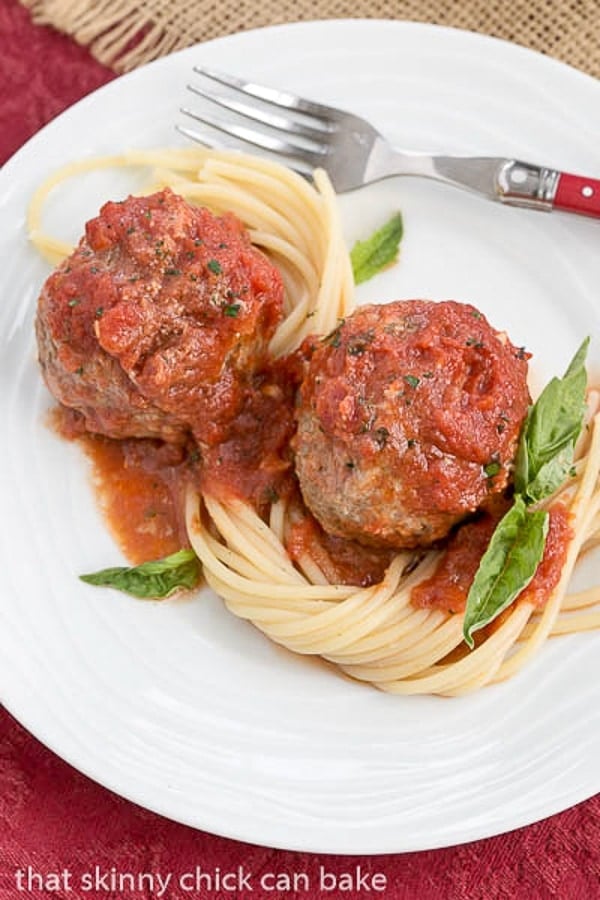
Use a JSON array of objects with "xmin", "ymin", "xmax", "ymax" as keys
[
  {"xmin": 363, "ymin": 138, "xmax": 439, "ymax": 182},
  {"xmin": 362, "ymin": 139, "xmax": 560, "ymax": 209}
]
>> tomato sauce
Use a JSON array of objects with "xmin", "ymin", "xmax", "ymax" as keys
[
  {"xmin": 286, "ymin": 505, "xmax": 394, "ymax": 587},
  {"xmin": 54, "ymin": 407, "xmax": 194, "ymax": 564},
  {"xmin": 519, "ymin": 503, "xmax": 573, "ymax": 608},
  {"xmin": 410, "ymin": 515, "xmax": 498, "ymax": 613},
  {"xmin": 410, "ymin": 503, "xmax": 574, "ymax": 614},
  {"xmin": 198, "ymin": 354, "xmax": 303, "ymax": 512},
  {"xmin": 51, "ymin": 349, "xmax": 304, "ymax": 565}
]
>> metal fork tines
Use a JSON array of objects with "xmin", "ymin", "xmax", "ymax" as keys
[
  {"xmin": 180, "ymin": 67, "xmax": 344, "ymax": 176},
  {"xmin": 179, "ymin": 68, "xmax": 580, "ymax": 213}
]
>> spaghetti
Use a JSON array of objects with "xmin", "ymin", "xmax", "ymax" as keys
[
  {"xmin": 30, "ymin": 147, "xmax": 600, "ymax": 696},
  {"xmin": 185, "ymin": 401, "xmax": 600, "ymax": 696}
]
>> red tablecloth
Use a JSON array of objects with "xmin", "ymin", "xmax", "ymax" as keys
[{"xmin": 2, "ymin": 2, "xmax": 600, "ymax": 896}]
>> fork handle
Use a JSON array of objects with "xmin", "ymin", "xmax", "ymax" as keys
[
  {"xmin": 498, "ymin": 160, "xmax": 600, "ymax": 219},
  {"xmin": 552, "ymin": 172, "xmax": 600, "ymax": 218}
]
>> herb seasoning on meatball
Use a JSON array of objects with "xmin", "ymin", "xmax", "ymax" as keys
[
  {"xmin": 35, "ymin": 188, "xmax": 284, "ymax": 447},
  {"xmin": 294, "ymin": 299, "xmax": 531, "ymax": 549}
]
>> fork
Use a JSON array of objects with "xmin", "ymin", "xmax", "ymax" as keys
[{"xmin": 180, "ymin": 67, "xmax": 600, "ymax": 220}]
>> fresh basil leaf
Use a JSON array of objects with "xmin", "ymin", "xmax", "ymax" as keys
[
  {"xmin": 513, "ymin": 406, "xmax": 532, "ymax": 494},
  {"xmin": 564, "ymin": 335, "xmax": 590, "ymax": 379},
  {"xmin": 515, "ymin": 337, "xmax": 589, "ymax": 503},
  {"xmin": 523, "ymin": 444, "xmax": 575, "ymax": 504},
  {"xmin": 462, "ymin": 497, "xmax": 549, "ymax": 648},
  {"xmin": 350, "ymin": 212, "xmax": 403, "ymax": 285},
  {"xmin": 80, "ymin": 548, "xmax": 201, "ymax": 599}
]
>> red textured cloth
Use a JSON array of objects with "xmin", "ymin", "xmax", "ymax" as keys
[
  {"xmin": 1, "ymin": 2, "xmax": 600, "ymax": 897},
  {"xmin": 0, "ymin": 0, "xmax": 114, "ymax": 165}
]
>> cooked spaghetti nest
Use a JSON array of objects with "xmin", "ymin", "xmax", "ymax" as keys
[
  {"xmin": 29, "ymin": 147, "xmax": 600, "ymax": 696},
  {"xmin": 186, "ymin": 393, "xmax": 600, "ymax": 697}
]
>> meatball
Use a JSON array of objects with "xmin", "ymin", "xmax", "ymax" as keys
[
  {"xmin": 294, "ymin": 300, "xmax": 530, "ymax": 549},
  {"xmin": 35, "ymin": 188, "xmax": 283, "ymax": 445}
]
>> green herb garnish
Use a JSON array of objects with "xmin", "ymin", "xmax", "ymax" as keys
[
  {"xmin": 321, "ymin": 321, "xmax": 344, "ymax": 348},
  {"xmin": 350, "ymin": 212, "xmax": 403, "ymax": 285},
  {"xmin": 80, "ymin": 548, "xmax": 201, "ymax": 599},
  {"xmin": 483, "ymin": 461, "xmax": 501, "ymax": 478},
  {"xmin": 514, "ymin": 337, "xmax": 589, "ymax": 504},
  {"xmin": 207, "ymin": 259, "xmax": 222, "ymax": 275},
  {"xmin": 462, "ymin": 497, "xmax": 549, "ymax": 648},
  {"xmin": 462, "ymin": 338, "xmax": 589, "ymax": 647},
  {"xmin": 403, "ymin": 375, "xmax": 420, "ymax": 389}
]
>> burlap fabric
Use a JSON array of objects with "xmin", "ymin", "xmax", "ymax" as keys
[{"xmin": 19, "ymin": 0, "xmax": 600, "ymax": 77}]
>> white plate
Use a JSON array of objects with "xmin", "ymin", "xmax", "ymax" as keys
[{"xmin": 1, "ymin": 20, "xmax": 600, "ymax": 854}]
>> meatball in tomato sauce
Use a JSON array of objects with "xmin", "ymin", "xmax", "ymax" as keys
[
  {"xmin": 294, "ymin": 300, "xmax": 530, "ymax": 549},
  {"xmin": 35, "ymin": 188, "xmax": 283, "ymax": 446}
]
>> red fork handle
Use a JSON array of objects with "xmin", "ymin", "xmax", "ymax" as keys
[{"xmin": 553, "ymin": 172, "xmax": 600, "ymax": 219}]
